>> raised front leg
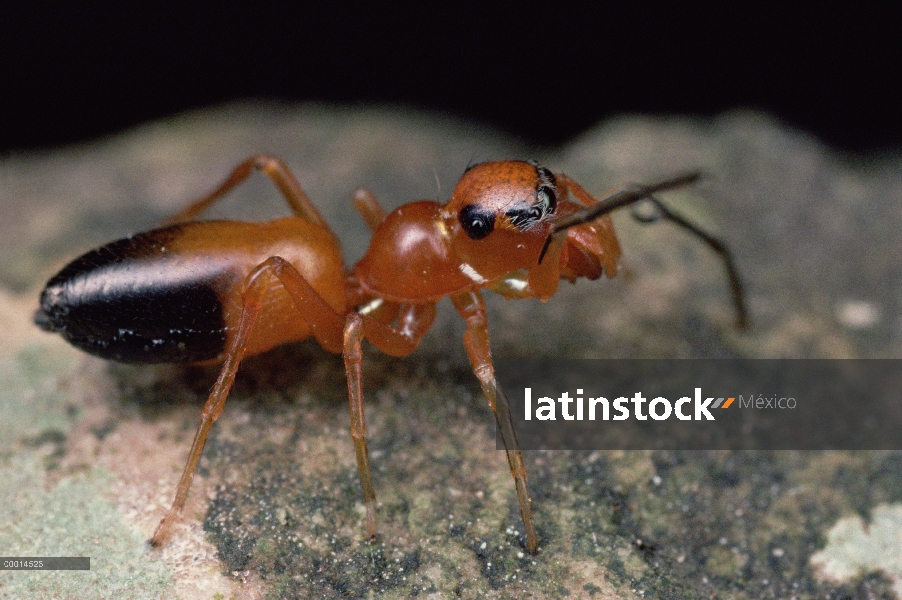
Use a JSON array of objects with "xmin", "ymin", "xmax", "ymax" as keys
[
  {"xmin": 451, "ymin": 290, "xmax": 539, "ymax": 554},
  {"xmin": 551, "ymin": 173, "xmax": 748, "ymax": 328},
  {"xmin": 164, "ymin": 154, "xmax": 327, "ymax": 227}
]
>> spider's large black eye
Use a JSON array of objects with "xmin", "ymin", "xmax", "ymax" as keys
[{"xmin": 459, "ymin": 204, "xmax": 495, "ymax": 240}]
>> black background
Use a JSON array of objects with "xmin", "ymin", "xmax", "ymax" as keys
[{"xmin": 1, "ymin": 4, "xmax": 899, "ymax": 154}]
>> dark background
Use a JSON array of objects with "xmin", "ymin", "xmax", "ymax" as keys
[{"xmin": 1, "ymin": 4, "xmax": 899, "ymax": 155}]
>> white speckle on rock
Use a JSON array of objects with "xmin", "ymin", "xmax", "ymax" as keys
[
  {"xmin": 811, "ymin": 503, "xmax": 902, "ymax": 597},
  {"xmin": 835, "ymin": 300, "xmax": 881, "ymax": 329}
]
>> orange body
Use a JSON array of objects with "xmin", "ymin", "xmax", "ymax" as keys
[
  {"xmin": 202, "ymin": 218, "xmax": 345, "ymax": 357},
  {"xmin": 36, "ymin": 154, "xmax": 741, "ymax": 555},
  {"xmin": 36, "ymin": 217, "xmax": 345, "ymax": 364},
  {"xmin": 351, "ymin": 161, "xmax": 621, "ymax": 307}
]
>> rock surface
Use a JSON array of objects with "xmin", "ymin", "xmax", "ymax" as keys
[{"xmin": 1, "ymin": 103, "xmax": 900, "ymax": 598}]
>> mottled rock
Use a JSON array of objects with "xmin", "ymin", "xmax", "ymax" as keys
[{"xmin": 1, "ymin": 103, "xmax": 900, "ymax": 598}]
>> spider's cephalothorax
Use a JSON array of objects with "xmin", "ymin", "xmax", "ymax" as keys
[{"xmin": 454, "ymin": 160, "xmax": 558, "ymax": 239}]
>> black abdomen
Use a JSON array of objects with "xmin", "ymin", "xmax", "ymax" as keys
[{"xmin": 36, "ymin": 226, "xmax": 230, "ymax": 364}]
